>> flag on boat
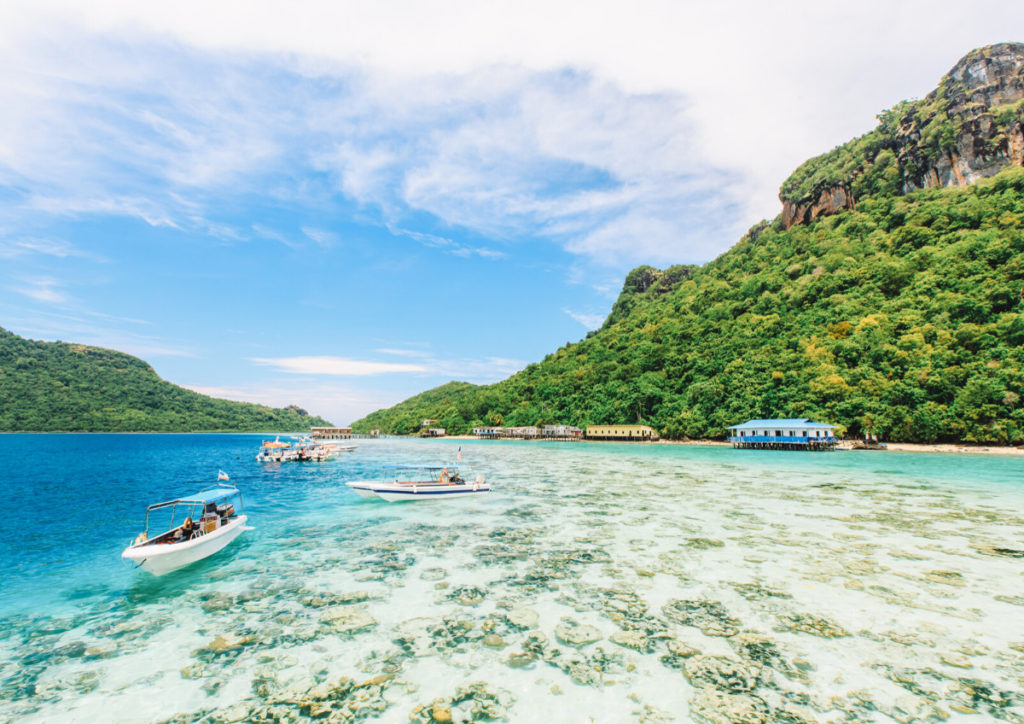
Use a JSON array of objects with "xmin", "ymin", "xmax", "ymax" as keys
[
  {"xmin": 218, "ymin": 470, "xmax": 230, "ymax": 481},
  {"xmin": 457, "ymin": 446, "xmax": 462, "ymax": 462}
]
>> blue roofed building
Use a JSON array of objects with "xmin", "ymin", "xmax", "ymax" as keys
[{"xmin": 726, "ymin": 418, "xmax": 838, "ymax": 450}]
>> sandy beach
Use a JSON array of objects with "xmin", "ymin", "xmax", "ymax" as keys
[{"xmin": 875, "ymin": 441, "xmax": 1024, "ymax": 455}]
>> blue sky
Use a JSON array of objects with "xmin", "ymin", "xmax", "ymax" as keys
[{"xmin": 1, "ymin": 1, "xmax": 1020, "ymax": 423}]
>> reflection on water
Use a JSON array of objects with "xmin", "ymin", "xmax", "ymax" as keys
[{"xmin": 1, "ymin": 436, "xmax": 1023, "ymax": 722}]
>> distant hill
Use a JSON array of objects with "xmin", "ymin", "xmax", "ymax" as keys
[
  {"xmin": 0, "ymin": 327, "xmax": 333, "ymax": 432},
  {"xmin": 353, "ymin": 44, "xmax": 1024, "ymax": 444},
  {"xmin": 355, "ymin": 381, "xmax": 481, "ymax": 435}
]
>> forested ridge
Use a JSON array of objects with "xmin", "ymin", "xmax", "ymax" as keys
[
  {"xmin": 0, "ymin": 327, "xmax": 333, "ymax": 432},
  {"xmin": 354, "ymin": 45, "xmax": 1024, "ymax": 443}
]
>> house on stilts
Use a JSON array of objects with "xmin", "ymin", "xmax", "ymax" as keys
[{"xmin": 726, "ymin": 419, "xmax": 837, "ymax": 450}]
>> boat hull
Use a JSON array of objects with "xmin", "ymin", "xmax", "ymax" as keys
[
  {"xmin": 121, "ymin": 515, "xmax": 249, "ymax": 576},
  {"xmin": 345, "ymin": 480, "xmax": 490, "ymax": 502}
]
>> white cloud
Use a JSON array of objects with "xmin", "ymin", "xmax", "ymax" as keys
[
  {"xmin": 376, "ymin": 348, "xmax": 432, "ymax": 358},
  {"xmin": 250, "ymin": 350, "xmax": 527, "ymax": 383},
  {"xmin": 386, "ymin": 225, "xmax": 505, "ymax": 260},
  {"xmin": 4, "ymin": 310, "xmax": 196, "ymax": 358},
  {"xmin": 0, "ymin": 237, "xmax": 95, "ymax": 259},
  {"xmin": 251, "ymin": 224, "xmax": 301, "ymax": 249},
  {"xmin": 0, "ymin": 0, "xmax": 1015, "ymax": 269},
  {"xmin": 14, "ymin": 277, "xmax": 68, "ymax": 304},
  {"xmin": 430, "ymin": 355, "xmax": 528, "ymax": 382},
  {"xmin": 250, "ymin": 356, "xmax": 428, "ymax": 375},
  {"xmin": 302, "ymin": 226, "xmax": 340, "ymax": 248},
  {"xmin": 181, "ymin": 381, "xmax": 387, "ymax": 425},
  {"xmin": 563, "ymin": 308, "xmax": 606, "ymax": 330}
]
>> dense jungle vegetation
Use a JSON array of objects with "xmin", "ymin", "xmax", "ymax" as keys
[
  {"xmin": 0, "ymin": 328, "xmax": 332, "ymax": 431},
  {"xmin": 355, "ymin": 168, "xmax": 1024, "ymax": 443}
]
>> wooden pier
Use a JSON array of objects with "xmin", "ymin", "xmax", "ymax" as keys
[{"xmin": 728, "ymin": 437, "xmax": 836, "ymax": 451}]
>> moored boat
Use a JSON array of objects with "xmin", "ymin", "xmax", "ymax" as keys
[
  {"xmin": 256, "ymin": 437, "xmax": 294, "ymax": 462},
  {"xmin": 121, "ymin": 483, "xmax": 251, "ymax": 576},
  {"xmin": 256, "ymin": 436, "xmax": 353, "ymax": 462},
  {"xmin": 346, "ymin": 465, "xmax": 489, "ymax": 502}
]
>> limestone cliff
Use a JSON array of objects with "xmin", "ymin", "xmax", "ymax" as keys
[{"xmin": 780, "ymin": 43, "xmax": 1024, "ymax": 229}]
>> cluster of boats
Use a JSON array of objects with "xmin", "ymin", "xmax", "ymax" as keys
[
  {"xmin": 122, "ymin": 450, "xmax": 490, "ymax": 577},
  {"xmin": 255, "ymin": 435, "xmax": 356, "ymax": 462}
]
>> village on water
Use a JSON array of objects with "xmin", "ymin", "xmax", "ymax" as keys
[{"xmin": 311, "ymin": 418, "xmax": 846, "ymax": 450}]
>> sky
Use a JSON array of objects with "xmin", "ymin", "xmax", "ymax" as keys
[{"xmin": 1, "ymin": 1, "xmax": 1021, "ymax": 424}]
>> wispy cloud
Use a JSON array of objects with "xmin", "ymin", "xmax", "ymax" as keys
[
  {"xmin": 425, "ymin": 355, "xmax": 528, "ymax": 382},
  {"xmin": 181, "ymin": 381, "xmax": 387, "ymax": 424},
  {"xmin": 2, "ymin": 2, "xmax": 1012, "ymax": 270},
  {"xmin": 4, "ymin": 310, "xmax": 196, "ymax": 358},
  {"xmin": 14, "ymin": 276, "xmax": 68, "ymax": 304},
  {"xmin": 0, "ymin": 236, "xmax": 97, "ymax": 260},
  {"xmin": 250, "ymin": 356, "xmax": 428, "ymax": 376},
  {"xmin": 386, "ymin": 225, "xmax": 505, "ymax": 260},
  {"xmin": 563, "ymin": 308, "xmax": 606, "ymax": 330},
  {"xmin": 251, "ymin": 224, "xmax": 301, "ymax": 249},
  {"xmin": 376, "ymin": 347, "xmax": 433, "ymax": 358},
  {"xmin": 0, "ymin": 25, "xmax": 744, "ymax": 268},
  {"xmin": 250, "ymin": 350, "xmax": 527, "ymax": 383},
  {"xmin": 302, "ymin": 226, "xmax": 340, "ymax": 248}
]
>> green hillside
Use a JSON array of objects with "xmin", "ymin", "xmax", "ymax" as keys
[
  {"xmin": 355, "ymin": 381, "xmax": 482, "ymax": 435},
  {"xmin": 0, "ymin": 327, "xmax": 333, "ymax": 432},
  {"xmin": 354, "ymin": 45, "xmax": 1024, "ymax": 444}
]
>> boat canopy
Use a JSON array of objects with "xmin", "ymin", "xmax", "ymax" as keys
[
  {"xmin": 178, "ymin": 485, "xmax": 240, "ymax": 504},
  {"xmin": 147, "ymin": 485, "xmax": 240, "ymax": 511},
  {"xmin": 260, "ymin": 441, "xmax": 291, "ymax": 448},
  {"xmin": 383, "ymin": 464, "xmax": 462, "ymax": 470}
]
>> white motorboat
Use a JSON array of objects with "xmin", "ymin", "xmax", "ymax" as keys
[
  {"xmin": 121, "ymin": 483, "xmax": 251, "ymax": 576},
  {"xmin": 256, "ymin": 437, "xmax": 295, "ymax": 462},
  {"xmin": 293, "ymin": 436, "xmax": 355, "ymax": 460},
  {"xmin": 346, "ymin": 465, "xmax": 489, "ymax": 502},
  {"xmin": 317, "ymin": 441, "xmax": 358, "ymax": 454}
]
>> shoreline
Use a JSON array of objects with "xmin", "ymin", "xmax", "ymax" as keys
[
  {"xmin": 421, "ymin": 434, "xmax": 1024, "ymax": 456},
  {"xmin": 8, "ymin": 431, "xmax": 1019, "ymax": 455}
]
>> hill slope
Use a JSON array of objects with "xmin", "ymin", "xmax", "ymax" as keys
[
  {"xmin": 355, "ymin": 381, "xmax": 481, "ymax": 435},
  {"xmin": 353, "ymin": 44, "xmax": 1024, "ymax": 444},
  {"xmin": 0, "ymin": 327, "xmax": 332, "ymax": 432}
]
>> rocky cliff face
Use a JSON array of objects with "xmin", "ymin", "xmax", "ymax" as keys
[
  {"xmin": 779, "ymin": 43, "xmax": 1024, "ymax": 229},
  {"xmin": 781, "ymin": 185, "xmax": 854, "ymax": 229},
  {"xmin": 900, "ymin": 43, "xmax": 1024, "ymax": 191}
]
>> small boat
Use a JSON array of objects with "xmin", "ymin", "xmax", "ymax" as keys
[
  {"xmin": 293, "ymin": 436, "xmax": 356, "ymax": 460},
  {"xmin": 317, "ymin": 441, "xmax": 358, "ymax": 454},
  {"xmin": 256, "ymin": 437, "xmax": 294, "ymax": 462},
  {"xmin": 121, "ymin": 483, "xmax": 251, "ymax": 576},
  {"xmin": 257, "ymin": 436, "xmax": 354, "ymax": 462},
  {"xmin": 346, "ymin": 465, "xmax": 489, "ymax": 502}
]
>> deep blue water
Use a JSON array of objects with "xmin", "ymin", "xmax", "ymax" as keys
[{"xmin": 0, "ymin": 434, "xmax": 394, "ymax": 615}]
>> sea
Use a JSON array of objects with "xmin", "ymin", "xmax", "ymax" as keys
[{"xmin": 1, "ymin": 434, "xmax": 1022, "ymax": 723}]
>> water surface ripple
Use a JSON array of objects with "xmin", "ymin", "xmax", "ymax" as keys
[{"xmin": 1, "ymin": 434, "xmax": 1022, "ymax": 722}]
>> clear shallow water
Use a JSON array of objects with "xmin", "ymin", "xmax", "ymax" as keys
[{"xmin": 1, "ymin": 435, "xmax": 1023, "ymax": 723}]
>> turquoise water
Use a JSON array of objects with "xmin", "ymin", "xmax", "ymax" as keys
[{"xmin": 1, "ymin": 434, "xmax": 1022, "ymax": 722}]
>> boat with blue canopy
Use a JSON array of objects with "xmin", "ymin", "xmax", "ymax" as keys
[
  {"xmin": 121, "ymin": 482, "xmax": 251, "ymax": 576},
  {"xmin": 346, "ymin": 465, "xmax": 489, "ymax": 502}
]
